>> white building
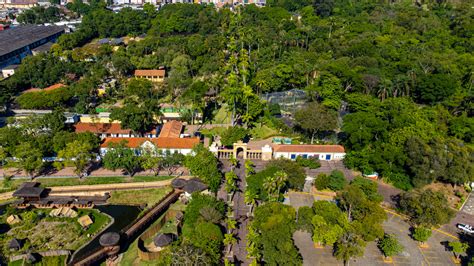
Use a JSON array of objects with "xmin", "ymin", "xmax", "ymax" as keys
[
  {"xmin": 1, "ymin": 64, "xmax": 19, "ymax": 78},
  {"xmin": 272, "ymin": 144, "xmax": 345, "ymax": 161},
  {"xmin": 100, "ymin": 137, "xmax": 200, "ymax": 156}
]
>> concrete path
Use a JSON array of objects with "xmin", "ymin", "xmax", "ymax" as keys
[
  {"xmin": 231, "ymin": 159, "xmax": 251, "ymax": 266},
  {"xmin": 0, "ymin": 177, "xmax": 188, "ymax": 200}
]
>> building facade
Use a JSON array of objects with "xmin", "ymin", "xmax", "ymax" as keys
[
  {"xmin": 134, "ymin": 69, "xmax": 165, "ymax": 82},
  {"xmin": 0, "ymin": 25, "xmax": 65, "ymax": 69}
]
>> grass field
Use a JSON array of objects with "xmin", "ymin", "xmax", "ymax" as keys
[
  {"xmin": 108, "ymin": 187, "xmax": 172, "ymax": 208},
  {"xmin": 0, "ymin": 176, "xmax": 173, "ymax": 193}
]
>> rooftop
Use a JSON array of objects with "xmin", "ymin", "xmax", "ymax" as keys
[
  {"xmin": 153, "ymin": 233, "xmax": 175, "ymax": 247},
  {"xmin": 134, "ymin": 69, "xmax": 165, "ymax": 77},
  {"xmin": 158, "ymin": 121, "xmax": 183, "ymax": 138},
  {"xmin": 183, "ymin": 178, "xmax": 208, "ymax": 194},
  {"xmin": 75, "ymin": 122, "xmax": 131, "ymax": 135},
  {"xmin": 0, "ymin": 25, "xmax": 65, "ymax": 57},
  {"xmin": 12, "ymin": 186, "xmax": 45, "ymax": 198},
  {"xmin": 99, "ymin": 232, "xmax": 120, "ymax": 247},
  {"xmin": 272, "ymin": 144, "xmax": 345, "ymax": 153},
  {"xmin": 101, "ymin": 137, "xmax": 200, "ymax": 150}
]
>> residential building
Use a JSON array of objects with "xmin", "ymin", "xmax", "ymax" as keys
[
  {"xmin": 134, "ymin": 69, "xmax": 165, "ymax": 82},
  {"xmin": 79, "ymin": 113, "xmax": 117, "ymax": 123},
  {"xmin": 160, "ymin": 104, "xmax": 203, "ymax": 124},
  {"xmin": 158, "ymin": 120, "xmax": 183, "ymax": 138},
  {"xmin": 100, "ymin": 136, "xmax": 200, "ymax": 156},
  {"xmin": 0, "ymin": 25, "xmax": 65, "ymax": 69}
]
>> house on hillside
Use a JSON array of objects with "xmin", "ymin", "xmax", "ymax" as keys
[{"xmin": 134, "ymin": 69, "xmax": 165, "ymax": 83}]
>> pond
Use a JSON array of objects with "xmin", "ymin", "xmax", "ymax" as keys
[{"xmin": 70, "ymin": 204, "xmax": 142, "ymax": 263}]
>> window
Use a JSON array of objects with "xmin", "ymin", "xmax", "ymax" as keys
[
  {"xmin": 290, "ymin": 154, "xmax": 296, "ymax": 159},
  {"xmin": 302, "ymin": 154, "xmax": 308, "ymax": 159}
]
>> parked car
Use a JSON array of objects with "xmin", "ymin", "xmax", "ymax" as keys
[{"xmin": 457, "ymin": 223, "xmax": 474, "ymax": 234}]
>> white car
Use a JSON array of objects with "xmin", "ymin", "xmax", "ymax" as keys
[{"xmin": 457, "ymin": 223, "xmax": 474, "ymax": 234}]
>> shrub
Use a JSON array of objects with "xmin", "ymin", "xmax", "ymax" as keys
[
  {"xmin": 327, "ymin": 170, "xmax": 347, "ymax": 191},
  {"xmin": 314, "ymin": 173, "xmax": 330, "ymax": 190},
  {"xmin": 296, "ymin": 206, "xmax": 314, "ymax": 232},
  {"xmin": 296, "ymin": 156, "xmax": 321, "ymax": 169}
]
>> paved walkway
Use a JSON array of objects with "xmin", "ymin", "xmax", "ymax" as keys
[
  {"xmin": 0, "ymin": 166, "xmax": 189, "ymax": 179},
  {"xmin": 231, "ymin": 159, "xmax": 251, "ymax": 266},
  {"xmin": 0, "ymin": 178, "xmax": 186, "ymax": 200}
]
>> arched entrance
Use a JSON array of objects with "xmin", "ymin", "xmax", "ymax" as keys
[
  {"xmin": 236, "ymin": 147, "xmax": 244, "ymax": 159},
  {"xmin": 233, "ymin": 141, "xmax": 247, "ymax": 160}
]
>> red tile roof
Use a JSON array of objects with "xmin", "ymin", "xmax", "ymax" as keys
[
  {"xmin": 158, "ymin": 121, "xmax": 183, "ymax": 138},
  {"xmin": 100, "ymin": 137, "xmax": 200, "ymax": 149},
  {"xmin": 75, "ymin": 123, "xmax": 131, "ymax": 134},
  {"xmin": 272, "ymin": 144, "xmax": 345, "ymax": 153},
  {"xmin": 134, "ymin": 69, "xmax": 165, "ymax": 77}
]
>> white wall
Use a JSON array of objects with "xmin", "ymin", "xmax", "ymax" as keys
[{"xmin": 273, "ymin": 152, "xmax": 345, "ymax": 161}]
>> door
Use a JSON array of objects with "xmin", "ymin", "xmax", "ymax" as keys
[{"xmin": 325, "ymin": 154, "xmax": 331, "ymax": 160}]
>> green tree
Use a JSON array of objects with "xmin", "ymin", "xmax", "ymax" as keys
[
  {"xmin": 294, "ymin": 102, "xmax": 337, "ymax": 144},
  {"xmin": 312, "ymin": 215, "xmax": 345, "ymax": 246},
  {"xmin": 102, "ymin": 141, "xmax": 142, "ymax": 176},
  {"xmin": 55, "ymin": 140, "xmax": 95, "ymax": 177},
  {"xmin": 184, "ymin": 144, "xmax": 220, "ymax": 192},
  {"xmin": 267, "ymin": 158, "xmax": 306, "ymax": 190},
  {"xmin": 159, "ymin": 150, "xmax": 184, "ymax": 176},
  {"xmin": 41, "ymin": 109, "xmax": 66, "ymax": 134},
  {"xmin": 448, "ymin": 241, "xmax": 468, "ymax": 260},
  {"xmin": 412, "ymin": 227, "xmax": 432, "ymax": 245},
  {"xmin": 251, "ymin": 203, "xmax": 301, "ymax": 265},
  {"xmin": 140, "ymin": 150, "xmax": 162, "ymax": 176},
  {"xmin": 378, "ymin": 234, "xmax": 403, "ymax": 258},
  {"xmin": 263, "ymin": 170, "xmax": 288, "ymax": 202},
  {"xmin": 110, "ymin": 103, "xmax": 159, "ymax": 135},
  {"xmin": 225, "ymin": 171, "xmax": 238, "ymax": 194},
  {"xmin": 399, "ymin": 189, "xmax": 455, "ymax": 227},
  {"xmin": 334, "ymin": 232, "xmax": 366, "ymax": 266},
  {"xmin": 220, "ymin": 126, "xmax": 248, "ymax": 147},
  {"xmin": 14, "ymin": 142, "xmax": 44, "ymax": 178}
]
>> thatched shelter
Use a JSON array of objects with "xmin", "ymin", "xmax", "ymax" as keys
[
  {"xmin": 153, "ymin": 233, "xmax": 175, "ymax": 248},
  {"xmin": 171, "ymin": 178, "xmax": 187, "ymax": 189},
  {"xmin": 8, "ymin": 238, "xmax": 21, "ymax": 251},
  {"xmin": 99, "ymin": 232, "xmax": 120, "ymax": 247},
  {"xmin": 183, "ymin": 179, "xmax": 208, "ymax": 194}
]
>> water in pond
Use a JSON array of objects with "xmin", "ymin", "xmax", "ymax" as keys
[{"xmin": 71, "ymin": 205, "xmax": 142, "ymax": 262}]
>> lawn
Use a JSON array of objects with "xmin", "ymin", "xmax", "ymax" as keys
[
  {"xmin": 250, "ymin": 123, "xmax": 278, "ymax": 140},
  {"xmin": 0, "ymin": 176, "xmax": 173, "ymax": 193},
  {"xmin": 108, "ymin": 187, "xmax": 173, "ymax": 208},
  {"xmin": 0, "ymin": 208, "xmax": 110, "ymax": 257},
  {"xmin": 211, "ymin": 105, "xmax": 231, "ymax": 124}
]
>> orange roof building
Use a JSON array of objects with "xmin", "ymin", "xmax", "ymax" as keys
[
  {"xmin": 158, "ymin": 120, "xmax": 182, "ymax": 138},
  {"xmin": 100, "ymin": 137, "xmax": 200, "ymax": 155},
  {"xmin": 75, "ymin": 122, "xmax": 134, "ymax": 138},
  {"xmin": 134, "ymin": 69, "xmax": 165, "ymax": 83}
]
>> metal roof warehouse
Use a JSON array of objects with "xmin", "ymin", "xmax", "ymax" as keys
[{"xmin": 0, "ymin": 25, "xmax": 65, "ymax": 69}]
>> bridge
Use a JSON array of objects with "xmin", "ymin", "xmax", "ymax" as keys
[{"xmin": 69, "ymin": 189, "xmax": 182, "ymax": 266}]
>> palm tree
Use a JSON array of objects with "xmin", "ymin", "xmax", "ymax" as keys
[
  {"xmin": 263, "ymin": 171, "xmax": 288, "ymax": 202},
  {"xmin": 244, "ymin": 190, "xmax": 258, "ymax": 214}
]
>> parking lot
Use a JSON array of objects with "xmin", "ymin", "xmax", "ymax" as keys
[{"xmin": 291, "ymin": 196, "xmax": 459, "ymax": 266}]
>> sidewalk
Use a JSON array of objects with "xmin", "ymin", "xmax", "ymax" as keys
[
  {"xmin": 0, "ymin": 166, "xmax": 189, "ymax": 179},
  {"xmin": 0, "ymin": 177, "xmax": 191, "ymax": 200}
]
